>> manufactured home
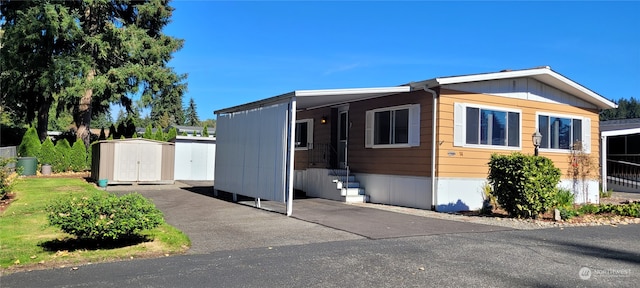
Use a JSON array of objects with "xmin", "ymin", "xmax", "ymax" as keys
[{"xmin": 214, "ymin": 67, "xmax": 616, "ymax": 215}]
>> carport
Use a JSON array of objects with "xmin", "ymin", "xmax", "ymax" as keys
[{"xmin": 213, "ymin": 86, "xmax": 411, "ymax": 215}]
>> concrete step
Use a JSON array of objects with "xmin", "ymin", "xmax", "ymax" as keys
[
  {"xmin": 335, "ymin": 181, "xmax": 360, "ymax": 190},
  {"xmin": 332, "ymin": 175, "xmax": 356, "ymax": 183},
  {"xmin": 340, "ymin": 187, "xmax": 365, "ymax": 196},
  {"xmin": 342, "ymin": 195, "xmax": 369, "ymax": 203}
]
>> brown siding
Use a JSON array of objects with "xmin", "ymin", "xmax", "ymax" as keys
[
  {"xmin": 437, "ymin": 88, "xmax": 600, "ymax": 179},
  {"xmin": 349, "ymin": 90, "xmax": 433, "ymax": 177},
  {"xmin": 295, "ymin": 107, "xmax": 332, "ymax": 170}
]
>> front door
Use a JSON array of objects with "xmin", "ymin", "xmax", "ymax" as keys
[{"xmin": 337, "ymin": 108, "xmax": 349, "ymax": 168}]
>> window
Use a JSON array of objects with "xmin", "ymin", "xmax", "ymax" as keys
[
  {"xmin": 454, "ymin": 103, "xmax": 521, "ymax": 148},
  {"xmin": 365, "ymin": 104, "xmax": 420, "ymax": 148},
  {"xmin": 537, "ymin": 114, "xmax": 589, "ymax": 151},
  {"xmin": 295, "ymin": 119, "xmax": 313, "ymax": 150}
]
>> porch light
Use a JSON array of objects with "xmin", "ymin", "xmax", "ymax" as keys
[
  {"xmin": 321, "ymin": 116, "xmax": 327, "ymax": 124},
  {"xmin": 532, "ymin": 131, "xmax": 542, "ymax": 156}
]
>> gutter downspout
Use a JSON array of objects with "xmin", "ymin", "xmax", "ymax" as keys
[{"xmin": 424, "ymin": 87, "xmax": 438, "ymax": 210}]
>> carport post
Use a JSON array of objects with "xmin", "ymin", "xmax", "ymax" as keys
[{"xmin": 285, "ymin": 97, "xmax": 297, "ymax": 216}]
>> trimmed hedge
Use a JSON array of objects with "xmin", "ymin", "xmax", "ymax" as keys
[
  {"xmin": 47, "ymin": 193, "xmax": 164, "ymax": 241},
  {"xmin": 70, "ymin": 139, "xmax": 87, "ymax": 172},
  {"xmin": 17, "ymin": 126, "xmax": 41, "ymax": 158},
  {"xmin": 53, "ymin": 139, "xmax": 72, "ymax": 172},
  {"xmin": 39, "ymin": 137, "xmax": 56, "ymax": 166},
  {"xmin": 488, "ymin": 153, "xmax": 561, "ymax": 218}
]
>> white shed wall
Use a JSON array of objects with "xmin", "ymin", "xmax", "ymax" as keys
[
  {"xmin": 215, "ymin": 101, "xmax": 290, "ymax": 202},
  {"xmin": 174, "ymin": 140, "xmax": 216, "ymax": 181}
]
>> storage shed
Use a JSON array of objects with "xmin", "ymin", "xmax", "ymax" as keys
[
  {"xmin": 173, "ymin": 136, "xmax": 216, "ymax": 181},
  {"xmin": 91, "ymin": 139, "xmax": 175, "ymax": 185}
]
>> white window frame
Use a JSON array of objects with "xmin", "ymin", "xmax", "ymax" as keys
[
  {"xmin": 453, "ymin": 102, "xmax": 522, "ymax": 150},
  {"xmin": 535, "ymin": 112, "xmax": 591, "ymax": 154},
  {"xmin": 294, "ymin": 119, "xmax": 313, "ymax": 151},
  {"xmin": 365, "ymin": 104, "xmax": 420, "ymax": 149}
]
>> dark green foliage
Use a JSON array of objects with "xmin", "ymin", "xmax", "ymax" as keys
[
  {"xmin": 108, "ymin": 124, "xmax": 117, "ymax": 140},
  {"xmin": 600, "ymin": 97, "xmax": 640, "ymax": 120},
  {"xmin": 183, "ymin": 98, "xmax": 200, "ymax": 126},
  {"xmin": 98, "ymin": 127, "xmax": 106, "ymax": 140},
  {"xmin": 69, "ymin": 139, "xmax": 87, "ymax": 172},
  {"xmin": 154, "ymin": 127, "xmax": 165, "ymax": 141},
  {"xmin": 53, "ymin": 139, "xmax": 72, "ymax": 172},
  {"xmin": 87, "ymin": 142, "xmax": 97, "ymax": 169},
  {"xmin": 17, "ymin": 127, "xmax": 42, "ymax": 158},
  {"xmin": 143, "ymin": 125, "xmax": 154, "ymax": 139},
  {"xmin": 47, "ymin": 193, "xmax": 164, "ymax": 241},
  {"xmin": 39, "ymin": 137, "xmax": 56, "ymax": 166},
  {"xmin": 561, "ymin": 202, "xmax": 640, "ymax": 220},
  {"xmin": 166, "ymin": 127, "xmax": 177, "ymax": 141},
  {"xmin": 202, "ymin": 126, "xmax": 209, "ymax": 137},
  {"xmin": 487, "ymin": 153, "xmax": 561, "ymax": 218}
]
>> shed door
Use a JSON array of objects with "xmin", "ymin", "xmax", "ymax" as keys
[
  {"xmin": 191, "ymin": 142, "xmax": 208, "ymax": 180},
  {"xmin": 174, "ymin": 143, "xmax": 192, "ymax": 180},
  {"xmin": 114, "ymin": 143, "xmax": 139, "ymax": 181},
  {"xmin": 138, "ymin": 144, "xmax": 162, "ymax": 181}
]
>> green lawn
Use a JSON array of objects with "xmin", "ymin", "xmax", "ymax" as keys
[{"xmin": 0, "ymin": 178, "xmax": 190, "ymax": 271}]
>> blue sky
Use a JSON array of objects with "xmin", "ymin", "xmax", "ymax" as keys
[{"xmin": 163, "ymin": 1, "xmax": 639, "ymax": 120}]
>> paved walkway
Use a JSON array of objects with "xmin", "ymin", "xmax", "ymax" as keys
[{"xmin": 108, "ymin": 182, "xmax": 509, "ymax": 253}]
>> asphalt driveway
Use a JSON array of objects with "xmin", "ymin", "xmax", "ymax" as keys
[{"xmin": 108, "ymin": 181, "xmax": 509, "ymax": 253}]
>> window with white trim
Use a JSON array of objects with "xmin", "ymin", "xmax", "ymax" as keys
[
  {"xmin": 365, "ymin": 104, "xmax": 420, "ymax": 148},
  {"xmin": 295, "ymin": 119, "xmax": 313, "ymax": 150},
  {"xmin": 454, "ymin": 103, "xmax": 521, "ymax": 149},
  {"xmin": 537, "ymin": 114, "xmax": 590, "ymax": 152}
]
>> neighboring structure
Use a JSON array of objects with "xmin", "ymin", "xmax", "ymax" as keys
[
  {"xmin": 171, "ymin": 125, "xmax": 216, "ymax": 137},
  {"xmin": 91, "ymin": 139, "xmax": 175, "ymax": 185},
  {"xmin": 173, "ymin": 135, "xmax": 216, "ymax": 181},
  {"xmin": 600, "ymin": 118, "xmax": 640, "ymax": 193},
  {"xmin": 214, "ymin": 67, "xmax": 616, "ymax": 215}
]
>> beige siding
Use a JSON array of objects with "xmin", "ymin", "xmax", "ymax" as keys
[
  {"xmin": 437, "ymin": 88, "xmax": 600, "ymax": 179},
  {"xmin": 161, "ymin": 144, "xmax": 175, "ymax": 181}
]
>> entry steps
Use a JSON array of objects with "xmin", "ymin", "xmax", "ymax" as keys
[{"xmin": 330, "ymin": 169, "xmax": 368, "ymax": 203}]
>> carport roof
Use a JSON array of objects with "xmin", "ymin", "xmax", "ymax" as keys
[{"xmin": 214, "ymin": 86, "xmax": 412, "ymax": 114}]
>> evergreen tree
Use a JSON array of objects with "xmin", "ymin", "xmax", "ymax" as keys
[
  {"xmin": 17, "ymin": 126, "xmax": 42, "ymax": 158},
  {"xmin": 53, "ymin": 139, "xmax": 72, "ymax": 172},
  {"xmin": 108, "ymin": 124, "xmax": 117, "ymax": 139},
  {"xmin": 1, "ymin": 1, "xmax": 187, "ymax": 146},
  {"xmin": 69, "ymin": 139, "xmax": 87, "ymax": 172},
  {"xmin": 143, "ymin": 124, "xmax": 154, "ymax": 139},
  {"xmin": 39, "ymin": 137, "xmax": 56, "ymax": 166},
  {"xmin": 166, "ymin": 127, "xmax": 177, "ymax": 141},
  {"xmin": 98, "ymin": 127, "xmax": 106, "ymax": 141},
  {"xmin": 184, "ymin": 98, "xmax": 200, "ymax": 126},
  {"xmin": 132, "ymin": 131, "xmax": 139, "ymax": 139},
  {"xmin": 154, "ymin": 127, "xmax": 165, "ymax": 142},
  {"xmin": 202, "ymin": 126, "xmax": 209, "ymax": 137}
]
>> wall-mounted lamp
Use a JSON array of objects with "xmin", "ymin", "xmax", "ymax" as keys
[
  {"xmin": 532, "ymin": 131, "xmax": 542, "ymax": 156},
  {"xmin": 320, "ymin": 116, "xmax": 327, "ymax": 124}
]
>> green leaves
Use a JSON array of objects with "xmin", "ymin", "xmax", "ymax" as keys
[
  {"xmin": 488, "ymin": 153, "xmax": 562, "ymax": 218},
  {"xmin": 47, "ymin": 193, "xmax": 164, "ymax": 241}
]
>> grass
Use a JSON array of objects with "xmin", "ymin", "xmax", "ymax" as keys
[{"xmin": 0, "ymin": 178, "xmax": 190, "ymax": 272}]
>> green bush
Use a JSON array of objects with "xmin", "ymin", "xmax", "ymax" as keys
[
  {"xmin": 154, "ymin": 127, "xmax": 165, "ymax": 141},
  {"xmin": 69, "ymin": 140, "xmax": 88, "ymax": 172},
  {"xmin": 166, "ymin": 127, "xmax": 177, "ymax": 141},
  {"xmin": 39, "ymin": 137, "xmax": 56, "ymax": 166},
  {"xmin": 554, "ymin": 188, "xmax": 575, "ymax": 209},
  {"xmin": 47, "ymin": 193, "xmax": 164, "ymax": 241},
  {"xmin": 0, "ymin": 158, "xmax": 17, "ymax": 198},
  {"xmin": 143, "ymin": 124, "xmax": 153, "ymax": 139},
  {"xmin": 559, "ymin": 207, "xmax": 580, "ymax": 220},
  {"xmin": 488, "ymin": 153, "xmax": 561, "ymax": 218},
  {"xmin": 578, "ymin": 204, "xmax": 600, "ymax": 214},
  {"xmin": 17, "ymin": 126, "xmax": 42, "ymax": 158},
  {"xmin": 53, "ymin": 139, "xmax": 72, "ymax": 172},
  {"xmin": 202, "ymin": 126, "xmax": 209, "ymax": 137}
]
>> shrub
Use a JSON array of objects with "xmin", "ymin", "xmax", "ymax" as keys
[
  {"xmin": 554, "ymin": 187, "xmax": 575, "ymax": 209},
  {"xmin": 69, "ymin": 139, "xmax": 88, "ymax": 172},
  {"xmin": 53, "ymin": 139, "xmax": 72, "ymax": 172},
  {"xmin": 17, "ymin": 126, "xmax": 42, "ymax": 158},
  {"xmin": 87, "ymin": 141, "xmax": 97, "ymax": 169},
  {"xmin": 202, "ymin": 126, "xmax": 209, "ymax": 137},
  {"xmin": 47, "ymin": 193, "xmax": 164, "ymax": 241},
  {"xmin": 143, "ymin": 124, "xmax": 153, "ymax": 139},
  {"xmin": 599, "ymin": 188, "xmax": 613, "ymax": 199},
  {"xmin": 488, "ymin": 153, "xmax": 561, "ymax": 218},
  {"xmin": 578, "ymin": 204, "xmax": 600, "ymax": 214},
  {"xmin": 154, "ymin": 127, "xmax": 164, "ymax": 141},
  {"xmin": 559, "ymin": 207, "xmax": 580, "ymax": 220},
  {"xmin": 166, "ymin": 127, "xmax": 177, "ymax": 141},
  {"xmin": 0, "ymin": 158, "xmax": 17, "ymax": 198},
  {"xmin": 39, "ymin": 137, "xmax": 56, "ymax": 166}
]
